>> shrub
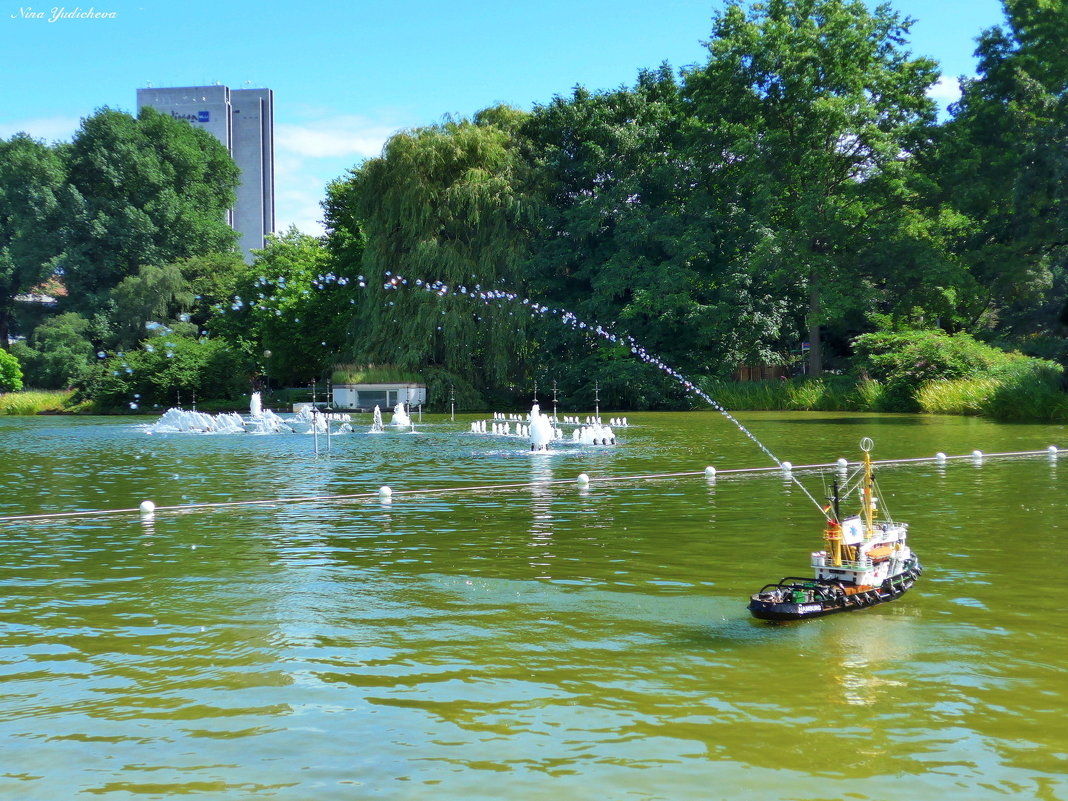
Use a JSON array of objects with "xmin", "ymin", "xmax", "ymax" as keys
[
  {"xmin": 851, "ymin": 329, "xmax": 1046, "ymax": 412},
  {"xmin": 916, "ymin": 377, "xmax": 1001, "ymax": 415},
  {"xmin": 9, "ymin": 312, "xmax": 95, "ymax": 389},
  {"xmin": 74, "ymin": 336, "xmax": 253, "ymax": 411},
  {"xmin": 0, "ymin": 347, "xmax": 25, "ymax": 392}
]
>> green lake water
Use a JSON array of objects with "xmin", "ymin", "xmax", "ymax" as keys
[{"xmin": 1, "ymin": 411, "xmax": 1066, "ymax": 800}]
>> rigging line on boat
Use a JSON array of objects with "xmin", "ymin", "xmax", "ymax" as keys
[{"xmin": 0, "ymin": 447, "xmax": 1059, "ymax": 525}]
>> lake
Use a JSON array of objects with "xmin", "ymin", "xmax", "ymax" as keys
[{"xmin": 1, "ymin": 410, "xmax": 1065, "ymax": 800}]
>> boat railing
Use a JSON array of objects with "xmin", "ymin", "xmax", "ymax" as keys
[{"xmin": 812, "ymin": 556, "xmax": 873, "ymax": 572}]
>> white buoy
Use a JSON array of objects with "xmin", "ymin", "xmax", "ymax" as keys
[
  {"xmin": 704, "ymin": 466, "xmax": 716, "ymax": 477},
  {"xmin": 1048, "ymin": 445, "xmax": 1059, "ymax": 456},
  {"xmin": 972, "ymin": 449, "xmax": 984, "ymax": 459},
  {"xmin": 577, "ymin": 473, "xmax": 590, "ymax": 485},
  {"xmin": 139, "ymin": 500, "xmax": 155, "ymax": 517},
  {"xmin": 935, "ymin": 452, "xmax": 947, "ymax": 463},
  {"xmin": 378, "ymin": 485, "xmax": 392, "ymax": 498},
  {"xmin": 836, "ymin": 458, "xmax": 848, "ymax": 470},
  {"xmin": 781, "ymin": 461, "xmax": 793, "ymax": 473}
]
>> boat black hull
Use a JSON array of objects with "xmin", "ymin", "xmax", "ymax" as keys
[{"xmin": 747, "ymin": 560, "xmax": 923, "ymax": 622}]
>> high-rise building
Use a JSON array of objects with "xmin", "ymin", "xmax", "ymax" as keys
[{"xmin": 137, "ymin": 84, "xmax": 275, "ymax": 261}]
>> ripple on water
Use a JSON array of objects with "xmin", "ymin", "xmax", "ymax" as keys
[{"xmin": 0, "ymin": 415, "xmax": 1066, "ymax": 799}]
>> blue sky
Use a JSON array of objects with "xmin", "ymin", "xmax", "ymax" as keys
[{"xmin": 2, "ymin": 0, "xmax": 1006, "ymax": 235}]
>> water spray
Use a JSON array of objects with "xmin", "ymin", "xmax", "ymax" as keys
[{"xmin": 379, "ymin": 272, "xmax": 831, "ymax": 516}]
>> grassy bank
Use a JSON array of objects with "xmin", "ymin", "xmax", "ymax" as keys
[
  {"xmin": 917, "ymin": 373, "xmax": 1068, "ymax": 421},
  {"xmin": 699, "ymin": 373, "xmax": 1068, "ymax": 421},
  {"xmin": 699, "ymin": 376, "xmax": 885, "ymax": 413},
  {"xmin": 0, "ymin": 389, "xmax": 76, "ymax": 415}
]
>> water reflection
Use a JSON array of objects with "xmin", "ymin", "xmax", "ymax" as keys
[{"xmin": 528, "ymin": 458, "xmax": 555, "ymax": 578}]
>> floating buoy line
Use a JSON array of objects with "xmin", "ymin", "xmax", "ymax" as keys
[{"xmin": 0, "ymin": 447, "xmax": 1059, "ymax": 525}]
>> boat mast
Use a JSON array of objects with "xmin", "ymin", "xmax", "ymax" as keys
[{"xmin": 861, "ymin": 437, "xmax": 875, "ymax": 539}]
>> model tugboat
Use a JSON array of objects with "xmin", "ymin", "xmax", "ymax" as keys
[{"xmin": 748, "ymin": 438, "xmax": 923, "ymax": 621}]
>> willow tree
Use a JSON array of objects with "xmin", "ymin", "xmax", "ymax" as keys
[
  {"xmin": 681, "ymin": 0, "xmax": 942, "ymax": 374},
  {"xmin": 327, "ymin": 109, "xmax": 532, "ymax": 389}
]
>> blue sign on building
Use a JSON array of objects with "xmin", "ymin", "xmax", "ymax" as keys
[{"xmin": 197, "ymin": 110, "xmax": 210, "ymax": 122}]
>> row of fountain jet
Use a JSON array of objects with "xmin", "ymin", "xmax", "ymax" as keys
[
  {"xmin": 146, "ymin": 393, "xmax": 411, "ymax": 436},
  {"xmin": 492, "ymin": 411, "xmax": 630, "ymax": 427},
  {"xmin": 473, "ymin": 404, "xmax": 620, "ymax": 450},
  {"xmin": 145, "ymin": 395, "xmax": 622, "ymax": 452}
]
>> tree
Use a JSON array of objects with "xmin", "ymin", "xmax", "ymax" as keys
[
  {"xmin": 8, "ymin": 312, "xmax": 95, "ymax": 389},
  {"xmin": 330, "ymin": 112, "xmax": 533, "ymax": 389},
  {"xmin": 209, "ymin": 227, "xmax": 341, "ymax": 385},
  {"xmin": 681, "ymin": 0, "xmax": 942, "ymax": 374},
  {"xmin": 0, "ymin": 133, "xmax": 66, "ymax": 349},
  {"xmin": 74, "ymin": 335, "xmax": 252, "ymax": 410},
  {"xmin": 520, "ymin": 66, "xmax": 805, "ymax": 393},
  {"xmin": 929, "ymin": 0, "xmax": 1068, "ymax": 336},
  {"xmin": 172, "ymin": 251, "xmax": 249, "ymax": 330},
  {"xmin": 109, "ymin": 262, "xmax": 194, "ymax": 350},
  {"xmin": 0, "ymin": 347, "xmax": 23, "ymax": 392},
  {"xmin": 58, "ymin": 107, "xmax": 239, "ymax": 313}
]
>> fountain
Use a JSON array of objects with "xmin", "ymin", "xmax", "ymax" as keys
[
  {"xmin": 528, "ymin": 403, "xmax": 555, "ymax": 451},
  {"xmin": 391, "ymin": 402, "xmax": 412, "ymax": 428},
  {"xmin": 145, "ymin": 391, "xmax": 350, "ymax": 436},
  {"xmin": 370, "ymin": 405, "xmax": 385, "ymax": 433},
  {"xmin": 572, "ymin": 422, "xmax": 615, "ymax": 446}
]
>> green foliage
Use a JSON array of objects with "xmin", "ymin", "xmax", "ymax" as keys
[
  {"xmin": 916, "ymin": 362, "xmax": 1068, "ymax": 420},
  {"xmin": 109, "ymin": 262, "xmax": 194, "ymax": 349},
  {"xmin": 0, "ymin": 346, "xmax": 23, "ymax": 391},
  {"xmin": 8, "ymin": 311, "xmax": 95, "ymax": 389},
  {"xmin": 983, "ymin": 367, "xmax": 1068, "ymax": 421},
  {"xmin": 209, "ymin": 228, "xmax": 343, "ymax": 384},
  {"xmin": 681, "ymin": 0, "xmax": 945, "ymax": 373},
  {"xmin": 173, "ymin": 252, "xmax": 248, "ymax": 329},
  {"xmin": 421, "ymin": 367, "xmax": 486, "ymax": 412},
  {"xmin": 523, "ymin": 68, "xmax": 747, "ymax": 374},
  {"xmin": 915, "ymin": 376, "xmax": 1003, "ymax": 416},
  {"xmin": 74, "ymin": 336, "xmax": 252, "ymax": 411},
  {"xmin": 330, "ymin": 364, "xmax": 423, "ymax": 385},
  {"xmin": 58, "ymin": 107, "xmax": 239, "ymax": 313},
  {"xmin": 851, "ymin": 329, "xmax": 1059, "ymax": 411},
  {"xmin": 928, "ymin": 0, "xmax": 1068, "ymax": 334},
  {"xmin": 332, "ymin": 113, "xmax": 532, "ymax": 390},
  {"xmin": 0, "ymin": 133, "xmax": 66, "ymax": 348},
  {"xmin": 0, "ymin": 389, "xmax": 72, "ymax": 415},
  {"xmin": 699, "ymin": 376, "xmax": 884, "ymax": 413}
]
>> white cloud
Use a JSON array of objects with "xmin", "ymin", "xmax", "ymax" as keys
[
  {"xmin": 0, "ymin": 115, "xmax": 81, "ymax": 142},
  {"xmin": 927, "ymin": 75, "xmax": 962, "ymax": 106},
  {"xmin": 276, "ymin": 115, "xmax": 399, "ymax": 159},
  {"xmin": 272, "ymin": 113, "xmax": 412, "ymax": 236}
]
